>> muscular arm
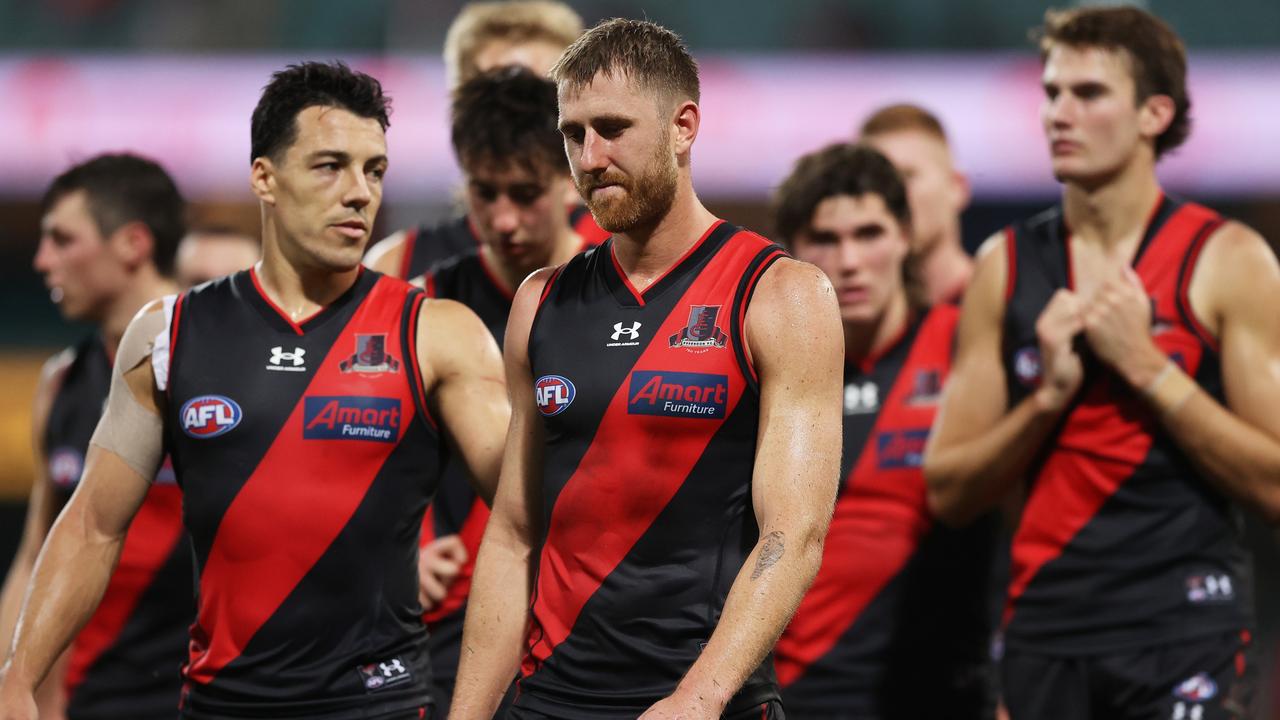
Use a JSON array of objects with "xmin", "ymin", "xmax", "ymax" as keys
[
  {"xmin": 649, "ymin": 259, "xmax": 843, "ymax": 717},
  {"xmin": 0, "ymin": 306, "xmax": 166, "ymax": 707},
  {"xmin": 449, "ymin": 270, "xmax": 551, "ymax": 720},
  {"xmin": 923, "ymin": 234, "xmax": 1076, "ymax": 527},
  {"xmin": 1094, "ymin": 223, "xmax": 1280, "ymax": 523},
  {"xmin": 0, "ymin": 354, "xmax": 66, "ymax": 661},
  {"xmin": 418, "ymin": 298, "xmax": 509, "ymax": 506},
  {"xmin": 363, "ymin": 230, "xmax": 408, "ymax": 277}
]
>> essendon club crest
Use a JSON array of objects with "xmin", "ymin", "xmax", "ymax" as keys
[
  {"xmin": 669, "ymin": 305, "xmax": 727, "ymax": 350},
  {"xmin": 339, "ymin": 334, "xmax": 401, "ymax": 374}
]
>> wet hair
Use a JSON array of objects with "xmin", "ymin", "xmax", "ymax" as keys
[
  {"xmin": 451, "ymin": 66, "xmax": 565, "ymax": 177},
  {"xmin": 774, "ymin": 143, "xmax": 911, "ymax": 246},
  {"xmin": 249, "ymin": 61, "xmax": 391, "ymax": 164},
  {"xmin": 41, "ymin": 153, "xmax": 186, "ymax": 275},
  {"xmin": 860, "ymin": 103, "xmax": 949, "ymax": 145},
  {"xmin": 550, "ymin": 18, "xmax": 699, "ymax": 107},
  {"xmin": 444, "ymin": 1, "xmax": 583, "ymax": 90},
  {"xmin": 1034, "ymin": 6, "xmax": 1191, "ymax": 158}
]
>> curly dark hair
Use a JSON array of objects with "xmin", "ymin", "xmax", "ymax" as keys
[
  {"xmin": 41, "ymin": 153, "xmax": 186, "ymax": 275},
  {"xmin": 451, "ymin": 66, "xmax": 565, "ymax": 176},
  {"xmin": 249, "ymin": 61, "xmax": 391, "ymax": 164},
  {"xmin": 774, "ymin": 143, "xmax": 911, "ymax": 246}
]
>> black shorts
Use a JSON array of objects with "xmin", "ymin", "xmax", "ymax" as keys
[
  {"xmin": 1002, "ymin": 630, "xmax": 1255, "ymax": 720},
  {"xmin": 504, "ymin": 699, "xmax": 785, "ymax": 719}
]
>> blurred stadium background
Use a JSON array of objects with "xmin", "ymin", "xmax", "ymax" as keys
[{"xmin": 0, "ymin": 0, "xmax": 1277, "ymax": 711}]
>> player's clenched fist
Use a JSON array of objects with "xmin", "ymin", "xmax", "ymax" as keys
[
  {"xmin": 418, "ymin": 534, "xmax": 468, "ymax": 611},
  {"xmin": 1034, "ymin": 289, "xmax": 1085, "ymax": 411},
  {"xmin": 1082, "ymin": 266, "xmax": 1163, "ymax": 385}
]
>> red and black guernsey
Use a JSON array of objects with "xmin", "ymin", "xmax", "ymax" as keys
[
  {"xmin": 42, "ymin": 335, "xmax": 193, "ymax": 720},
  {"xmin": 396, "ymin": 206, "xmax": 610, "ymax": 280},
  {"xmin": 164, "ymin": 268, "xmax": 443, "ymax": 718},
  {"xmin": 1001, "ymin": 195, "xmax": 1253, "ymax": 655},
  {"xmin": 776, "ymin": 306, "xmax": 995, "ymax": 718},
  {"xmin": 516, "ymin": 221, "xmax": 787, "ymax": 718}
]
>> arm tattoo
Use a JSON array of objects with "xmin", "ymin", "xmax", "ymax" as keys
[{"xmin": 751, "ymin": 531, "xmax": 785, "ymax": 580}]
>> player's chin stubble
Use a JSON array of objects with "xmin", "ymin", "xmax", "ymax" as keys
[{"xmin": 580, "ymin": 149, "xmax": 679, "ymax": 234}]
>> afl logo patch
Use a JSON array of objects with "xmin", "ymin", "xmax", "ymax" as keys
[
  {"xmin": 180, "ymin": 395, "xmax": 242, "ymax": 439},
  {"xmin": 1173, "ymin": 672, "xmax": 1218, "ymax": 702},
  {"xmin": 535, "ymin": 375, "xmax": 576, "ymax": 417},
  {"xmin": 48, "ymin": 447, "xmax": 84, "ymax": 490},
  {"xmin": 1013, "ymin": 346, "xmax": 1042, "ymax": 388}
]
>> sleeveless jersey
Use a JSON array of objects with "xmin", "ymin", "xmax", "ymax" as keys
[
  {"xmin": 417, "ymin": 239, "xmax": 603, "ymax": 712},
  {"xmin": 516, "ymin": 221, "xmax": 787, "ymax": 718},
  {"xmin": 164, "ymin": 268, "xmax": 443, "ymax": 718},
  {"xmin": 1001, "ymin": 196, "xmax": 1253, "ymax": 654},
  {"xmin": 397, "ymin": 206, "xmax": 610, "ymax": 280},
  {"xmin": 43, "ymin": 335, "xmax": 193, "ymax": 720},
  {"xmin": 776, "ymin": 306, "xmax": 995, "ymax": 718}
]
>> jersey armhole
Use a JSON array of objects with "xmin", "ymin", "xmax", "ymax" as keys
[
  {"xmin": 401, "ymin": 290, "xmax": 439, "ymax": 433},
  {"xmin": 731, "ymin": 245, "xmax": 789, "ymax": 395},
  {"xmin": 1175, "ymin": 217, "xmax": 1227, "ymax": 354},
  {"xmin": 1003, "ymin": 226, "xmax": 1018, "ymax": 303},
  {"xmin": 153, "ymin": 293, "xmax": 182, "ymax": 394},
  {"xmin": 399, "ymin": 228, "xmax": 420, "ymax": 281},
  {"xmin": 525, "ymin": 265, "xmax": 566, "ymax": 366}
]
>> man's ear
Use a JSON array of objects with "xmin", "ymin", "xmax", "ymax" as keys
[
  {"xmin": 250, "ymin": 156, "xmax": 277, "ymax": 205},
  {"xmin": 109, "ymin": 220, "xmax": 155, "ymax": 271},
  {"xmin": 1138, "ymin": 94, "xmax": 1176, "ymax": 144},
  {"xmin": 671, "ymin": 99, "xmax": 701, "ymax": 157}
]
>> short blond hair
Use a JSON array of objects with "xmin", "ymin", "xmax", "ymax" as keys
[
  {"xmin": 444, "ymin": 1, "xmax": 583, "ymax": 90},
  {"xmin": 859, "ymin": 103, "xmax": 949, "ymax": 145}
]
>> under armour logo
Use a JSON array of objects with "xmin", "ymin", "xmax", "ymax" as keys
[
  {"xmin": 844, "ymin": 381, "xmax": 879, "ymax": 415},
  {"xmin": 611, "ymin": 321, "xmax": 642, "ymax": 341},
  {"xmin": 266, "ymin": 346, "xmax": 307, "ymax": 372},
  {"xmin": 379, "ymin": 659, "xmax": 406, "ymax": 677}
]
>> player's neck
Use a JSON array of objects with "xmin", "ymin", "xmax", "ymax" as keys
[
  {"xmin": 1062, "ymin": 159, "xmax": 1162, "ymax": 250},
  {"xmin": 612, "ymin": 182, "xmax": 717, "ymax": 293},
  {"xmin": 100, "ymin": 267, "xmax": 177, "ymax": 359},
  {"xmin": 917, "ymin": 231, "xmax": 972, "ymax": 305},
  {"xmin": 256, "ymin": 241, "xmax": 361, "ymax": 322},
  {"xmin": 845, "ymin": 287, "xmax": 910, "ymax": 367}
]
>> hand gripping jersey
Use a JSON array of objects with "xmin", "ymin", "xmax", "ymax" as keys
[
  {"xmin": 775, "ymin": 306, "xmax": 995, "ymax": 719},
  {"xmin": 396, "ymin": 206, "xmax": 610, "ymax": 281},
  {"xmin": 163, "ymin": 269, "xmax": 442, "ymax": 719},
  {"xmin": 1001, "ymin": 196, "xmax": 1253, "ymax": 654},
  {"xmin": 42, "ymin": 335, "xmax": 193, "ymax": 720},
  {"xmin": 515, "ymin": 221, "xmax": 787, "ymax": 718}
]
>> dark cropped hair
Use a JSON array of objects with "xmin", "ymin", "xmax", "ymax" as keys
[
  {"xmin": 41, "ymin": 153, "xmax": 186, "ymax": 275},
  {"xmin": 550, "ymin": 18, "xmax": 699, "ymax": 107},
  {"xmin": 1035, "ymin": 6, "xmax": 1190, "ymax": 159},
  {"xmin": 250, "ymin": 61, "xmax": 392, "ymax": 164},
  {"xmin": 452, "ymin": 66, "xmax": 566, "ymax": 176},
  {"xmin": 774, "ymin": 143, "xmax": 911, "ymax": 246}
]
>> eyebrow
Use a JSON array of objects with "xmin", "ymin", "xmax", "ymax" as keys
[
  {"xmin": 558, "ymin": 113, "xmax": 632, "ymax": 132},
  {"xmin": 305, "ymin": 150, "xmax": 388, "ymax": 166}
]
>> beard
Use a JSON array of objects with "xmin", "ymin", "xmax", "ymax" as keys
[{"xmin": 576, "ymin": 141, "xmax": 678, "ymax": 234}]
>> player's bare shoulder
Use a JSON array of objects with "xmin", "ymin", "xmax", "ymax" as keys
[
  {"xmin": 747, "ymin": 257, "xmax": 839, "ymax": 340},
  {"xmin": 1189, "ymin": 219, "xmax": 1279, "ymax": 332},
  {"xmin": 746, "ymin": 257, "xmax": 842, "ymax": 372}
]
